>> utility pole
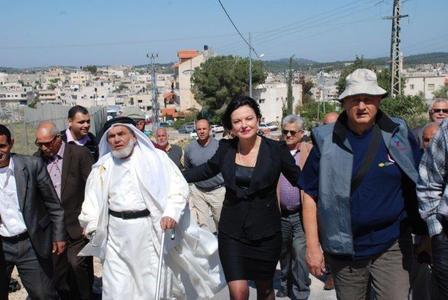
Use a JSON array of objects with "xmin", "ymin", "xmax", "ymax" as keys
[
  {"xmin": 385, "ymin": 0, "xmax": 408, "ymax": 97},
  {"xmin": 147, "ymin": 53, "xmax": 159, "ymax": 132},
  {"xmin": 248, "ymin": 33, "xmax": 252, "ymax": 98}
]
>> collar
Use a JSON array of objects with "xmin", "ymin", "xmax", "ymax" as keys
[
  {"xmin": 333, "ymin": 110, "xmax": 398, "ymax": 146},
  {"xmin": 56, "ymin": 141, "xmax": 65, "ymax": 159},
  {"xmin": 66, "ymin": 128, "xmax": 90, "ymax": 146},
  {"xmin": 0, "ymin": 156, "xmax": 14, "ymax": 176}
]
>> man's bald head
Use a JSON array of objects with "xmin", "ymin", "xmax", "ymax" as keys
[
  {"xmin": 35, "ymin": 121, "xmax": 62, "ymax": 157},
  {"xmin": 155, "ymin": 128, "xmax": 169, "ymax": 147},
  {"xmin": 422, "ymin": 122, "xmax": 440, "ymax": 149},
  {"xmin": 323, "ymin": 112, "xmax": 339, "ymax": 125}
]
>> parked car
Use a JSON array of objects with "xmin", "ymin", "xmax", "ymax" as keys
[
  {"xmin": 190, "ymin": 129, "xmax": 198, "ymax": 139},
  {"xmin": 266, "ymin": 122, "xmax": 279, "ymax": 131},
  {"xmin": 178, "ymin": 123, "xmax": 195, "ymax": 134},
  {"xmin": 259, "ymin": 122, "xmax": 269, "ymax": 130},
  {"xmin": 211, "ymin": 124, "xmax": 224, "ymax": 133},
  {"xmin": 159, "ymin": 122, "xmax": 170, "ymax": 128}
]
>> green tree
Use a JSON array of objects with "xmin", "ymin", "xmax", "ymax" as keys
[
  {"xmin": 380, "ymin": 95, "xmax": 428, "ymax": 128},
  {"xmin": 298, "ymin": 100, "xmax": 340, "ymax": 128},
  {"xmin": 84, "ymin": 65, "xmax": 98, "ymax": 75},
  {"xmin": 298, "ymin": 75, "xmax": 314, "ymax": 105},
  {"xmin": 191, "ymin": 55, "xmax": 266, "ymax": 118},
  {"xmin": 433, "ymin": 85, "xmax": 448, "ymax": 98},
  {"xmin": 286, "ymin": 56, "xmax": 294, "ymax": 115}
]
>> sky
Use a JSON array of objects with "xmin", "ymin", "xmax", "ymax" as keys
[{"xmin": 0, "ymin": 0, "xmax": 446, "ymax": 68}]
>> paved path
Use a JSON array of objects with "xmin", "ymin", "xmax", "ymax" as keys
[{"xmin": 212, "ymin": 269, "xmax": 337, "ymax": 300}]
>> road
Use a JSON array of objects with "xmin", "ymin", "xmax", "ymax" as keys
[{"xmin": 212, "ymin": 269, "xmax": 336, "ymax": 300}]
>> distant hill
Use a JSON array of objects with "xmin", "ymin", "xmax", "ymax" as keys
[{"xmin": 263, "ymin": 52, "xmax": 448, "ymax": 73}]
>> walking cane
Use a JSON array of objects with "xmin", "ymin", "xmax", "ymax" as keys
[{"xmin": 155, "ymin": 229, "xmax": 175, "ymax": 300}]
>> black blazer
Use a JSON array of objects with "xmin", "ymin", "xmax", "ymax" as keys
[
  {"xmin": 60, "ymin": 130, "xmax": 99, "ymax": 162},
  {"xmin": 36, "ymin": 144, "xmax": 93, "ymax": 240},
  {"xmin": 183, "ymin": 137, "xmax": 300, "ymax": 240},
  {"xmin": 10, "ymin": 154, "xmax": 65, "ymax": 258}
]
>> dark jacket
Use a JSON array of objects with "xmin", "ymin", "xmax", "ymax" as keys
[
  {"xmin": 183, "ymin": 136, "xmax": 300, "ymax": 240},
  {"xmin": 36, "ymin": 144, "xmax": 93, "ymax": 240},
  {"xmin": 60, "ymin": 130, "xmax": 99, "ymax": 162},
  {"xmin": 10, "ymin": 154, "xmax": 65, "ymax": 258}
]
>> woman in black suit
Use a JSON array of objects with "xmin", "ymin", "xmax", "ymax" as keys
[{"xmin": 183, "ymin": 96, "xmax": 300, "ymax": 300}]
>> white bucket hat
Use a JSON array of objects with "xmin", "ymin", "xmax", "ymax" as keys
[{"xmin": 338, "ymin": 68, "xmax": 387, "ymax": 101}]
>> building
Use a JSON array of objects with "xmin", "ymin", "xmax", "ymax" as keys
[
  {"xmin": 404, "ymin": 73, "xmax": 448, "ymax": 100},
  {"xmin": 253, "ymin": 82, "xmax": 302, "ymax": 123},
  {"xmin": 175, "ymin": 47, "xmax": 213, "ymax": 111}
]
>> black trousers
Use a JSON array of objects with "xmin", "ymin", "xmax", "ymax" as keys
[
  {"xmin": 53, "ymin": 236, "xmax": 93, "ymax": 300},
  {"xmin": 0, "ymin": 237, "xmax": 58, "ymax": 300},
  {"xmin": 432, "ymin": 232, "xmax": 448, "ymax": 300}
]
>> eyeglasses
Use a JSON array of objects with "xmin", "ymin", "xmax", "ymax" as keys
[
  {"xmin": 282, "ymin": 129, "xmax": 299, "ymax": 135},
  {"xmin": 35, "ymin": 135, "xmax": 58, "ymax": 148},
  {"xmin": 431, "ymin": 109, "xmax": 448, "ymax": 114}
]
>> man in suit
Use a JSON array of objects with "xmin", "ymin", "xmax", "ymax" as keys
[
  {"xmin": 0, "ymin": 124, "xmax": 65, "ymax": 299},
  {"xmin": 35, "ymin": 121, "xmax": 94, "ymax": 300},
  {"xmin": 60, "ymin": 105, "xmax": 99, "ymax": 161}
]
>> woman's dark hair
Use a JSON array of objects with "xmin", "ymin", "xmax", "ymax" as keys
[{"xmin": 222, "ymin": 96, "xmax": 262, "ymax": 130}]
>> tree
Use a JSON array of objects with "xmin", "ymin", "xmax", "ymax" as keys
[
  {"xmin": 285, "ymin": 56, "xmax": 294, "ymax": 115},
  {"xmin": 380, "ymin": 95, "xmax": 428, "ymax": 128},
  {"xmin": 433, "ymin": 85, "xmax": 448, "ymax": 98},
  {"xmin": 297, "ymin": 100, "xmax": 340, "ymax": 128},
  {"xmin": 84, "ymin": 65, "xmax": 98, "ymax": 75},
  {"xmin": 298, "ymin": 75, "xmax": 314, "ymax": 105},
  {"xmin": 191, "ymin": 55, "xmax": 266, "ymax": 118}
]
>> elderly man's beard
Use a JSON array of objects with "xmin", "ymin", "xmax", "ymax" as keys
[{"xmin": 111, "ymin": 139, "xmax": 136, "ymax": 159}]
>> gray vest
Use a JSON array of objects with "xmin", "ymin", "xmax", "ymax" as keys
[{"xmin": 312, "ymin": 111, "xmax": 418, "ymax": 256}]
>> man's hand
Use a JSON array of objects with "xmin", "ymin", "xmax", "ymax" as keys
[
  {"xmin": 52, "ymin": 241, "xmax": 66, "ymax": 255},
  {"xmin": 416, "ymin": 235, "xmax": 432, "ymax": 256},
  {"xmin": 306, "ymin": 245, "xmax": 326, "ymax": 276},
  {"xmin": 160, "ymin": 217, "xmax": 177, "ymax": 230}
]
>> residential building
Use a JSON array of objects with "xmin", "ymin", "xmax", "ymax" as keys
[
  {"xmin": 404, "ymin": 73, "xmax": 448, "ymax": 100},
  {"xmin": 175, "ymin": 47, "xmax": 213, "ymax": 111},
  {"xmin": 253, "ymin": 82, "xmax": 302, "ymax": 123}
]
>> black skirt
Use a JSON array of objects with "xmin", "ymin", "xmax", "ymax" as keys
[{"xmin": 218, "ymin": 231, "xmax": 282, "ymax": 282}]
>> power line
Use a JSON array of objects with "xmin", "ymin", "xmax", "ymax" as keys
[
  {"xmin": 216, "ymin": 0, "xmax": 377, "ymax": 55},
  {"xmin": 216, "ymin": 0, "xmax": 260, "ymax": 57}
]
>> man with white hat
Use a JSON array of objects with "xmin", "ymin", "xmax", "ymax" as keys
[
  {"xmin": 300, "ymin": 69, "xmax": 427, "ymax": 299},
  {"xmin": 78, "ymin": 118, "xmax": 225, "ymax": 299}
]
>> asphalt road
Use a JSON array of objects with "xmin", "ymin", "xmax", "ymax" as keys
[{"xmin": 212, "ymin": 270, "xmax": 337, "ymax": 300}]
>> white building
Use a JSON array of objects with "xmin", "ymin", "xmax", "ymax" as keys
[
  {"xmin": 175, "ymin": 48, "xmax": 213, "ymax": 111},
  {"xmin": 0, "ymin": 73, "xmax": 7, "ymax": 85},
  {"xmin": 404, "ymin": 73, "xmax": 448, "ymax": 100},
  {"xmin": 253, "ymin": 82, "xmax": 302, "ymax": 123}
]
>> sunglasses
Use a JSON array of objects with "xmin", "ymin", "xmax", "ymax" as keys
[
  {"xmin": 282, "ymin": 129, "xmax": 300, "ymax": 135},
  {"xmin": 35, "ymin": 135, "xmax": 58, "ymax": 148},
  {"xmin": 431, "ymin": 109, "xmax": 448, "ymax": 114}
]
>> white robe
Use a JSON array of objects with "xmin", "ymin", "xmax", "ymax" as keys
[{"xmin": 78, "ymin": 125, "xmax": 225, "ymax": 300}]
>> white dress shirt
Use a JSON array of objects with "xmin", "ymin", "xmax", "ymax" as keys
[
  {"xmin": 108, "ymin": 156, "xmax": 147, "ymax": 212},
  {"xmin": 0, "ymin": 158, "xmax": 27, "ymax": 237}
]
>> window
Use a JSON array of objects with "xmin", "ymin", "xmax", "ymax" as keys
[{"xmin": 410, "ymin": 84, "xmax": 414, "ymax": 90}]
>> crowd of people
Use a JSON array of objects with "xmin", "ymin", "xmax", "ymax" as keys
[{"xmin": 1, "ymin": 68, "xmax": 448, "ymax": 300}]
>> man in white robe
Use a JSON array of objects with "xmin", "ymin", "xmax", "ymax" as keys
[{"xmin": 78, "ymin": 119, "xmax": 225, "ymax": 300}]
